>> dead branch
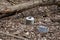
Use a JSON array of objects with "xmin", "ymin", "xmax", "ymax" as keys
[{"xmin": 0, "ymin": 0, "xmax": 56, "ymax": 14}]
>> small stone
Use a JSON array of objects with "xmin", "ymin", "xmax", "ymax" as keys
[
  {"xmin": 12, "ymin": 26, "xmax": 15, "ymax": 28},
  {"xmin": 44, "ymin": 18, "xmax": 51, "ymax": 22},
  {"xmin": 38, "ymin": 25, "xmax": 49, "ymax": 33},
  {"xmin": 25, "ymin": 32, "xmax": 29, "ymax": 35},
  {"xmin": 0, "ymin": 39, "xmax": 2, "ymax": 40}
]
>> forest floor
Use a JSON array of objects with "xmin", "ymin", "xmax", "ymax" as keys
[{"xmin": 0, "ymin": 0, "xmax": 60, "ymax": 40}]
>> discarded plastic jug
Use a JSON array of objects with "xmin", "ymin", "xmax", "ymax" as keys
[
  {"xmin": 26, "ymin": 16, "xmax": 34, "ymax": 25},
  {"xmin": 38, "ymin": 25, "xmax": 49, "ymax": 33}
]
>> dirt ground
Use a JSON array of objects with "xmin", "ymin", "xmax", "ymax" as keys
[{"xmin": 0, "ymin": 0, "xmax": 60, "ymax": 40}]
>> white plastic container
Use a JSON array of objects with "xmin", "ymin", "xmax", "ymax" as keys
[{"xmin": 26, "ymin": 16, "xmax": 34, "ymax": 25}]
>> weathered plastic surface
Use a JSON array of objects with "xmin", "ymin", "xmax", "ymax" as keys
[
  {"xmin": 26, "ymin": 16, "xmax": 34, "ymax": 25},
  {"xmin": 38, "ymin": 25, "xmax": 49, "ymax": 33}
]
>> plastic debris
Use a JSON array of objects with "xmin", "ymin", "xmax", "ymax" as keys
[
  {"xmin": 26, "ymin": 16, "xmax": 34, "ymax": 25},
  {"xmin": 38, "ymin": 25, "xmax": 49, "ymax": 33}
]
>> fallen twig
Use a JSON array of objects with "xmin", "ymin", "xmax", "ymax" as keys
[
  {"xmin": 0, "ymin": 0, "xmax": 57, "ymax": 13},
  {"xmin": 0, "ymin": 31, "xmax": 28, "ymax": 40}
]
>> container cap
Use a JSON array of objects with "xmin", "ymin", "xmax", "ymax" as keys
[{"xmin": 26, "ymin": 16, "xmax": 34, "ymax": 20}]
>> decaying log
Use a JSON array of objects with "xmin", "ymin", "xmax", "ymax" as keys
[{"xmin": 0, "ymin": 0, "xmax": 56, "ymax": 14}]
